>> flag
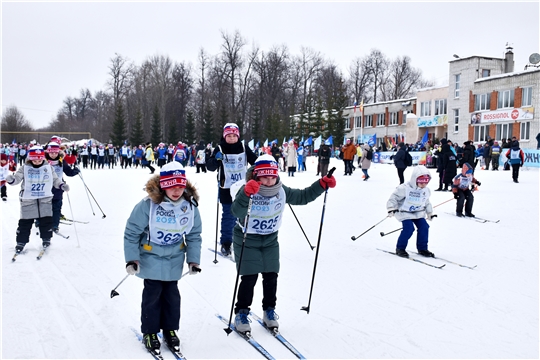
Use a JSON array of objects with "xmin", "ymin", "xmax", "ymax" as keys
[
  {"xmin": 421, "ymin": 131, "xmax": 429, "ymax": 146},
  {"xmin": 283, "ymin": 137, "xmax": 286, "ymax": 145},
  {"xmin": 248, "ymin": 139, "xmax": 254, "ymax": 150},
  {"xmin": 343, "ymin": 136, "xmax": 347, "ymax": 145},
  {"xmin": 264, "ymin": 138, "xmax": 268, "ymax": 147},
  {"xmin": 325, "ymin": 136, "xmax": 333, "ymax": 145},
  {"xmin": 256, "ymin": 141, "xmax": 260, "ymax": 149},
  {"xmin": 271, "ymin": 139, "xmax": 278, "ymax": 145},
  {"xmin": 359, "ymin": 98, "xmax": 364, "ymax": 113},
  {"xmin": 368, "ymin": 134, "xmax": 376, "ymax": 146},
  {"xmin": 304, "ymin": 136, "xmax": 312, "ymax": 146},
  {"xmin": 353, "ymin": 98, "xmax": 358, "ymax": 114},
  {"xmin": 301, "ymin": 136, "xmax": 304, "ymax": 144},
  {"xmin": 314, "ymin": 135, "xmax": 322, "ymax": 150}
]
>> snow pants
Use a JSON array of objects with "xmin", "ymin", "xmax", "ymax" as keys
[
  {"xmin": 141, "ymin": 279, "xmax": 180, "ymax": 334},
  {"xmin": 235, "ymin": 272, "xmax": 278, "ymax": 313},
  {"xmin": 17, "ymin": 216, "xmax": 53, "ymax": 244},
  {"xmin": 396, "ymin": 218, "xmax": 429, "ymax": 251},
  {"xmin": 52, "ymin": 198, "xmax": 63, "ymax": 230},
  {"xmin": 456, "ymin": 189, "xmax": 474, "ymax": 215},
  {"xmin": 220, "ymin": 202, "xmax": 235, "ymax": 245}
]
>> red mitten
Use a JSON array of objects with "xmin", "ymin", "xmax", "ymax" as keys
[
  {"xmin": 244, "ymin": 180, "xmax": 260, "ymax": 197},
  {"xmin": 319, "ymin": 175, "xmax": 336, "ymax": 189},
  {"xmin": 64, "ymin": 154, "xmax": 77, "ymax": 165}
]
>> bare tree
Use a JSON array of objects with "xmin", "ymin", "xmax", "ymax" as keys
[
  {"xmin": 348, "ymin": 57, "xmax": 371, "ymax": 105},
  {"xmin": 364, "ymin": 49, "xmax": 389, "ymax": 103},
  {"xmin": 108, "ymin": 53, "xmax": 134, "ymax": 102},
  {"xmin": 1, "ymin": 106, "xmax": 34, "ymax": 142}
]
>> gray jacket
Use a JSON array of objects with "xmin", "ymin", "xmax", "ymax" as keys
[{"xmin": 386, "ymin": 166, "xmax": 433, "ymax": 221}]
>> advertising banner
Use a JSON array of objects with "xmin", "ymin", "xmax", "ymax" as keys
[
  {"xmin": 473, "ymin": 107, "xmax": 534, "ymax": 124},
  {"xmin": 373, "ymin": 151, "xmax": 427, "ymax": 165},
  {"xmin": 418, "ymin": 115, "xmax": 448, "ymax": 127}
]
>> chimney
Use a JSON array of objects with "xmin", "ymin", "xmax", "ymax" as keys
[{"xmin": 505, "ymin": 46, "xmax": 514, "ymax": 73}]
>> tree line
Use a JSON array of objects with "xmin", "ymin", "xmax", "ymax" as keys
[{"xmin": 1, "ymin": 30, "xmax": 433, "ymax": 146}]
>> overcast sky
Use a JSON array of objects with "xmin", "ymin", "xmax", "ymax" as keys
[{"xmin": 2, "ymin": 1, "xmax": 539, "ymax": 129}]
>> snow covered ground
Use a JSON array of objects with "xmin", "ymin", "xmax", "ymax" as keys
[{"xmin": 2, "ymin": 157, "xmax": 538, "ymax": 359}]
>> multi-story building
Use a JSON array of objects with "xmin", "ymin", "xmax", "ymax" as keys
[{"xmin": 342, "ymin": 47, "xmax": 539, "ymax": 149}]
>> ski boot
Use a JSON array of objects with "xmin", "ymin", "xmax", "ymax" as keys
[
  {"xmin": 221, "ymin": 242, "xmax": 232, "ymax": 256},
  {"xmin": 234, "ymin": 309, "xmax": 251, "ymax": 334},
  {"xmin": 142, "ymin": 333, "xmax": 161, "ymax": 355},
  {"xmin": 263, "ymin": 308, "xmax": 279, "ymax": 330},
  {"xmin": 396, "ymin": 249, "xmax": 409, "ymax": 258},
  {"xmin": 418, "ymin": 249, "xmax": 435, "ymax": 257},
  {"xmin": 163, "ymin": 330, "xmax": 180, "ymax": 351}
]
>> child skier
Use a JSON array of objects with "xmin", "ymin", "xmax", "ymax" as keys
[
  {"xmin": 452, "ymin": 162, "xmax": 481, "ymax": 217},
  {"xmin": 206, "ymin": 123, "xmax": 258, "ymax": 256},
  {"xmin": 386, "ymin": 165, "xmax": 436, "ymax": 258},
  {"xmin": 123, "ymin": 161, "xmax": 202, "ymax": 356},
  {"xmin": 44, "ymin": 140, "xmax": 80, "ymax": 233},
  {"xmin": 1, "ymin": 153, "xmax": 9, "ymax": 201},
  {"xmin": 6, "ymin": 145, "xmax": 69, "ymax": 252},
  {"xmin": 231, "ymin": 154, "xmax": 336, "ymax": 333}
]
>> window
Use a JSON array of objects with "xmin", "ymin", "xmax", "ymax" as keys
[
  {"xmin": 454, "ymin": 74, "xmax": 461, "ymax": 98},
  {"xmin": 497, "ymin": 89, "xmax": 515, "ymax": 108},
  {"xmin": 354, "ymin": 116, "xmax": 362, "ymax": 128},
  {"xmin": 473, "ymin": 125, "xmax": 490, "ymax": 142},
  {"xmin": 520, "ymin": 121, "xmax": 530, "ymax": 140},
  {"xmin": 482, "ymin": 69, "xmax": 491, "ymax": 77},
  {"xmin": 420, "ymin": 101, "xmax": 431, "ymax": 117},
  {"xmin": 434, "ymin": 99, "xmax": 447, "ymax": 115},
  {"xmin": 474, "ymin": 93, "xmax": 490, "ymax": 111},
  {"xmin": 402, "ymin": 111, "xmax": 407, "ymax": 124},
  {"xmin": 377, "ymin": 113, "xmax": 385, "ymax": 127},
  {"xmin": 364, "ymin": 114, "xmax": 373, "ymax": 127},
  {"xmin": 389, "ymin": 112, "xmax": 398, "ymax": 126},
  {"xmin": 344, "ymin": 118, "xmax": 350, "ymax": 131},
  {"xmin": 453, "ymin": 109, "xmax": 459, "ymax": 133},
  {"xmin": 522, "ymin": 86, "xmax": 532, "ymax": 107},
  {"xmin": 495, "ymin": 123, "xmax": 513, "ymax": 141}
]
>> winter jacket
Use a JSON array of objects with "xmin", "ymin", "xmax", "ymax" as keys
[
  {"xmin": 284, "ymin": 143, "xmax": 298, "ymax": 168},
  {"xmin": 393, "ymin": 147, "xmax": 407, "ymax": 169},
  {"xmin": 386, "ymin": 166, "xmax": 433, "ymax": 222},
  {"xmin": 505, "ymin": 146, "xmax": 525, "ymax": 166},
  {"xmin": 460, "ymin": 144, "xmax": 476, "ymax": 167},
  {"xmin": 318, "ymin": 145, "xmax": 331, "ymax": 164},
  {"xmin": 231, "ymin": 169, "xmax": 325, "ymax": 275},
  {"xmin": 123, "ymin": 177, "xmax": 202, "ymax": 281},
  {"xmin": 7, "ymin": 160, "xmax": 63, "ymax": 219},
  {"xmin": 360, "ymin": 144, "xmax": 371, "ymax": 170},
  {"xmin": 206, "ymin": 138, "xmax": 257, "ymax": 204},
  {"xmin": 452, "ymin": 162, "xmax": 479, "ymax": 193},
  {"xmin": 46, "ymin": 151, "xmax": 79, "ymax": 200},
  {"xmin": 442, "ymin": 144, "xmax": 457, "ymax": 183},
  {"xmin": 342, "ymin": 143, "xmax": 356, "ymax": 160}
]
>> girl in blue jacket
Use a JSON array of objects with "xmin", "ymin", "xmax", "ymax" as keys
[{"xmin": 123, "ymin": 161, "xmax": 202, "ymax": 356}]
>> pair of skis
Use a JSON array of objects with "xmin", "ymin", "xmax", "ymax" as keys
[
  {"xmin": 217, "ymin": 313, "xmax": 306, "ymax": 359},
  {"xmin": 12, "ymin": 245, "xmax": 50, "ymax": 262},
  {"xmin": 444, "ymin": 212, "xmax": 500, "ymax": 223},
  {"xmin": 131, "ymin": 327, "xmax": 186, "ymax": 360},
  {"xmin": 377, "ymin": 248, "xmax": 477, "ymax": 269}
]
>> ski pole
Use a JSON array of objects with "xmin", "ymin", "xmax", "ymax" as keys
[
  {"xmin": 66, "ymin": 192, "xmax": 80, "ymax": 248},
  {"xmin": 380, "ymin": 227, "xmax": 402, "ymax": 237},
  {"xmin": 110, "ymin": 274, "xmax": 130, "ymax": 298},
  {"xmin": 77, "ymin": 170, "xmax": 95, "ymax": 216},
  {"xmin": 301, "ymin": 167, "xmax": 336, "ymax": 314},
  {"xmin": 224, "ymin": 195, "xmax": 254, "ymax": 335},
  {"xmin": 288, "ymin": 204, "xmax": 315, "ymax": 250},
  {"xmin": 213, "ymin": 177, "xmax": 221, "ymax": 264},
  {"xmin": 433, "ymin": 197, "xmax": 455, "ymax": 208},
  {"xmin": 78, "ymin": 172, "xmax": 107, "ymax": 218},
  {"xmin": 351, "ymin": 216, "xmax": 388, "ymax": 240}
]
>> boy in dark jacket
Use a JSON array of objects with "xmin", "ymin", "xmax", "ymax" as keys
[
  {"xmin": 393, "ymin": 142, "xmax": 408, "ymax": 184},
  {"xmin": 452, "ymin": 162, "xmax": 481, "ymax": 217},
  {"xmin": 206, "ymin": 123, "xmax": 257, "ymax": 256},
  {"xmin": 230, "ymin": 154, "xmax": 336, "ymax": 333}
]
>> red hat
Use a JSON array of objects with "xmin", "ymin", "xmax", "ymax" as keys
[
  {"xmin": 46, "ymin": 143, "xmax": 60, "ymax": 153},
  {"xmin": 27, "ymin": 146, "xmax": 46, "ymax": 161},
  {"xmin": 223, "ymin": 123, "xmax": 240, "ymax": 138},
  {"xmin": 0, "ymin": 153, "xmax": 7, "ymax": 161},
  {"xmin": 50, "ymin": 136, "xmax": 62, "ymax": 145},
  {"xmin": 416, "ymin": 174, "xmax": 431, "ymax": 184},
  {"xmin": 159, "ymin": 162, "xmax": 187, "ymax": 189},
  {"xmin": 254, "ymin": 154, "xmax": 279, "ymax": 178}
]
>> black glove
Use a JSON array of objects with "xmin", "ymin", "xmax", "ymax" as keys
[
  {"xmin": 387, "ymin": 209, "xmax": 398, "ymax": 217},
  {"xmin": 126, "ymin": 261, "xmax": 140, "ymax": 275},
  {"xmin": 453, "ymin": 192, "xmax": 459, "ymax": 199},
  {"xmin": 72, "ymin": 168, "xmax": 80, "ymax": 175},
  {"xmin": 476, "ymin": 181, "xmax": 481, "ymax": 186}
]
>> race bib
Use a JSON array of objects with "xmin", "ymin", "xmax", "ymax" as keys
[
  {"xmin": 246, "ymin": 188, "xmax": 286, "ymax": 235},
  {"xmin": 222, "ymin": 151, "xmax": 247, "ymax": 189},
  {"xmin": 148, "ymin": 200, "xmax": 194, "ymax": 246},
  {"xmin": 399, "ymin": 187, "xmax": 429, "ymax": 212},
  {"xmin": 22, "ymin": 164, "xmax": 54, "ymax": 199}
]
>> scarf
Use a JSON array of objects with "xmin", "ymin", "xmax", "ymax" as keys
[{"xmin": 257, "ymin": 180, "xmax": 282, "ymax": 198}]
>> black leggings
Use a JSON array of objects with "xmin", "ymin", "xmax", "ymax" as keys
[{"xmin": 235, "ymin": 272, "xmax": 278, "ymax": 313}]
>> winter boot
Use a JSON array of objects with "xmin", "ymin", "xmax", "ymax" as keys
[
  {"xmin": 163, "ymin": 330, "xmax": 180, "ymax": 351},
  {"xmin": 142, "ymin": 333, "xmax": 161, "ymax": 354},
  {"xmin": 418, "ymin": 249, "xmax": 435, "ymax": 257},
  {"xmin": 15, "ymin": 242, "xmax": 25, "ymax": 253},
  {"xmin": 221, "ymin": 242, "xmax": 232, "ymax": 256},
  {"xmin": 396, "ymin": 249, "xmax": 409, "ymax": 258},
  {"xmin": 42, "ymin": 239, "xmax": 51, "ymax": 248},
  {"xmin": 234, "ymin": 309, "xmax": 251, "ymax": 333},
  {"xmin": 456, "ymin": 212, "xmax": 464, "ymax": 217},
  {"xmin": 263, "ymin": 308, "xmax": 279, "ymax": 329},
  {"xmin": 465, "ymin": 213, "xmax": 475, "ymax": 218}
]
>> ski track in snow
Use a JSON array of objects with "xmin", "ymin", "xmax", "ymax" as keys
[{"xmin": 2, "ymin": 158, "xmax": 538, "ymax": 359}]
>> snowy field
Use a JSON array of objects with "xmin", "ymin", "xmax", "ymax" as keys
[{"xmin": 2, "ymin": 157, "xmax": 538, "ymax": 359}]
